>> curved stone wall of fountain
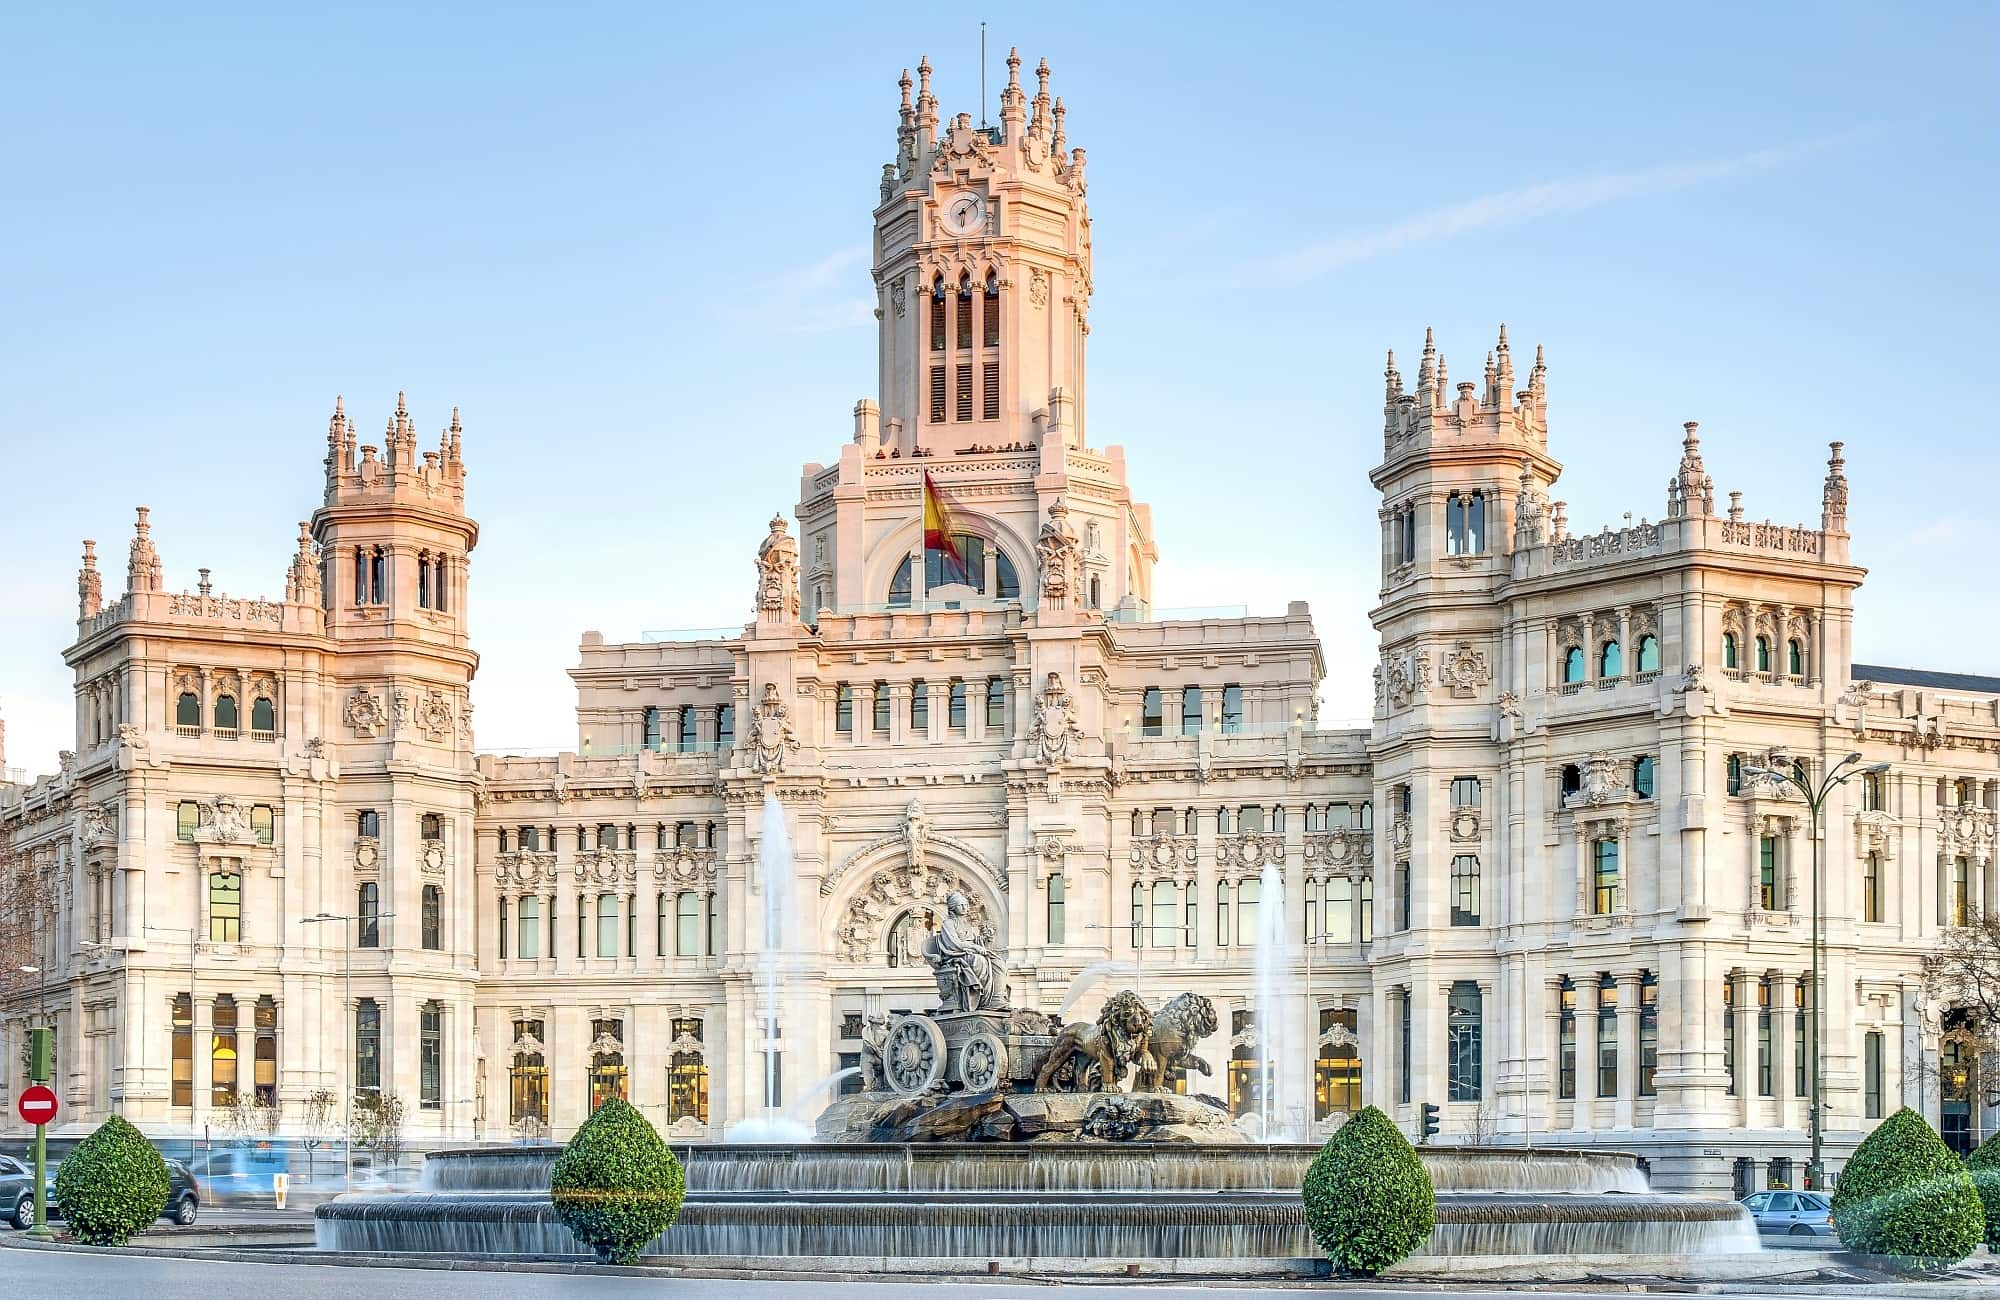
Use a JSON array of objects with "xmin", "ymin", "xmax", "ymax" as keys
[{"xmin": 315, "ymin": 1141, "xmax": 1759, "ymax": 1265}]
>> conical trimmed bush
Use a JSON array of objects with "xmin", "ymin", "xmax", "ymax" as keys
[
  {"xmin": 549, "ymin": 1098, "xmax": 685, "ymax": 1264},
  {"xmin": 53, "ymin": 1115, "xmax": 170, "ymax": 1245},
  {"xmin": 1964, "ymin": 1129, "xmax": 2000, "ymax": 1170},
  {"xmin": 1302, "ymin": 1105, "xmax": 1436, "ymax": 1275},
  {"xmin": 1831, "ymin": 1107, "xmax": 1981, "ymax": 1262}
]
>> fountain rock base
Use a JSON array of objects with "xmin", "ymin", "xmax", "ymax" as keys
[
  {"xmin": 814, "ymin": 1089, "xmax": 1246, "ymax": 1144},
  {"xmin": 314, "ymin": 1142, "xmax": 1759, "ymax": 1265}
]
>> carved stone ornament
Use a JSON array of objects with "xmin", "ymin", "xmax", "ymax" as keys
[
  {"xmin": 1438, "ymin": 639, "xmax": 1491, "ymax": 698},
  {"xmin": 903, "ymin": 798, "xmax": 929, "ymax": 871},
  {"xmin": 345, "ymin": 689, "xmax": 386, "ymax": 739},
  {"xmin": 1381, "ymin": 646, "xmax": 1430, "ymax": 708},
  {"xmin": 1028, "ymin": 671, "xmax": 1086, "ymax": 764},
  {"xmin": 749, "ymin": 682, "xmax": 800, "ymax": 774},
  {"xmin": 417, "ymin": 689, "xmax": 455, "ymax": 743},
  {"xmin": 1449, "ymin": 809, "xmax": 1482, "ymax": 842},
  {"xmin": 1217, "ymin": 832, "xmax": 1286, "ymax": 872},
  {"xmin": 754, "ymin": 515, "xmax": 800, "ymax": 621},
  {"xmin": 1942, "ymin": 805, "xmax": 1998, "ymax": 864},
  {"xmin": 207, "ymin": 796, "xmax": 251, "ymax": 845},
  {"xmin": 889, "ymin": 280, "xmax": 907, "ymax": 318},
  {"xmin": 1853, "ymin": 810, "xmax": 1899, "ymax": 863},
  {"xmin": 1303, "ymin": 830, "xmax": 1373, "ymax": 868},
  {"xmin": 835, "ymin": 858, "xmax": 994, "ymax": 964},
  {"xmin": 303, "ymin": 736, "xmax": 326, "ymax": 758},
  {"xmin": 355, "ymin": 837, "xmax": 380, "ymax": 870},
  {"xmin": 655, "ymin": 848, "xmax": 719, "ymax": 887},
  {"xmin": 420, "ymin": 839, "xmax": 447, "ymax": 876},
  {"xmin": 1035, "ymin": 497, "xmax": 1081, "ymax": 609},
  {"xmin": 80, "ymin": 803, "xmax": 116, "ymax": 847},
  {"xmin": 1564, "ymin": 751, "xmax": 1630, "ymax": 809},
  {"xmin": 1029, "ymin": 269, "xmax": 1049, "ymax": 308}
]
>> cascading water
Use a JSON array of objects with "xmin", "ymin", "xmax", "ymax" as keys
[
  {"xmin": 1252, "ymin": 858, "xmax": 1295, "ymax": 1141},
  {"xmin": 1056, "ymin": 960, "xmax": 1139, "ymax": 1017},
  {"xmin": 726, "ymin": 794, "xmax": 811, "ymax": 1144}
]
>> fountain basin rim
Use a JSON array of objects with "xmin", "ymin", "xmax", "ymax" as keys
[{"xmin": 422, "ymin": 1141, "xmax": 1647, "ymax": 1159}]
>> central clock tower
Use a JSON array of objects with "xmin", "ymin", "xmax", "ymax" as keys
[{"xmin": 870, "ymin": 50, "xmax": 1093, "ymax": 455}]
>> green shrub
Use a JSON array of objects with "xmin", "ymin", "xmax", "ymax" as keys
[
  {"xmin": 1831, "ymin": 1107, "xmax": 1981, "ymax": 1263},
  {"xmin": 1302, "ymin": 1105, "xmax": 1436, "ymax": 1275},
  {"xmin": 549, "ymin": 1098, "xmax": 685, "ymax": 1264},
  {"xmin": 1965, "ymin": 1130, "xmax": 2000, "ymax": 1171},
  {"xmin": 52, "ymin": 1115, "xmax": 170, "ymax": 1246},
  {"xmin": 1970, "ymin": 1170, "xmax": 2000, "ymax": 1250}
]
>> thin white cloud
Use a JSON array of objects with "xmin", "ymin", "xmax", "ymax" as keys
[
  {"xmin": 1273, "ymin": 129, "xmax": 1869, "ymax": 278},
  {"xmin": 801, "ymin": 245, "xmax": 870, "ymax": 291}
]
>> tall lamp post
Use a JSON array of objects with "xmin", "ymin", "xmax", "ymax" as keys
[
  {"xmin": 302, "ymin": 909, "xmax": 392, "ymax": 1191},
  {"xmin": 83, "ymin": 926, "xmax": 201, "ymax": 1160},
  {"xmin": 1744, "ymin": 750, "xmax": 1890, "ymax": 1191}
]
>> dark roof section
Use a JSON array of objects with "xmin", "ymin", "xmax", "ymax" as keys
[{"xmin": 1852, "ymin": 664, "xmax": 2000, "ymax": 695}]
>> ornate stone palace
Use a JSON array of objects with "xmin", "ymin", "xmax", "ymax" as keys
[{"xmin": 4, "ymin": 53, "xmax": 1996, "ymax": 1193}]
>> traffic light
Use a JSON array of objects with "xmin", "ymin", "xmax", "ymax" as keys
[{"xmin": 1420, "ymin": 1102, "xmax": 1440, "ymax": 1143}]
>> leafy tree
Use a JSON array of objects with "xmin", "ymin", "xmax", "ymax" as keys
[
  {"xmin": 1302, "ymin": 1105, "xmax": 1436, "ymax": 1275},
  {"xmin": 53, "ymin": 1116, "xmax": 170, "ymax": 1245},
  {"xmin": 550, "ymin": 1098, "xmax": 685, "ymax": 1264},
  {"xmin": 350, "ymin": 1091, "xmax": 407, "ymax": 1167},
  {"xmin": 1832, "ymin": 1107, "xmax": 1981, "ymax": 1262}
]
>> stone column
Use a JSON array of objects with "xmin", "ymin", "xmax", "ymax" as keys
[
  {"xmin": 1544, "ymin": 974, "xmax": 1568, "ymax": 1124},
  {"xmin": 191, "ymin": 993, "xmax": 215, "ymax": 1139},
  {"xmin": 1615, "ymin": 607, "xmax": 1632, "ymax": 679},
  {"xmin": 1582, "ymin": 614, "xmax": 1597, "ymax": 682},
  {"xmin": 1770, "ymin": 971, "xmax": 1797, "ymax": 1131},
  {"xmin": 1616, "ymin": 970, "xmax": 1642, "ymax": 1128}
]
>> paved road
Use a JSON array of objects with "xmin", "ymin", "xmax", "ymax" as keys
[{"xmin": 0, "ymin": 1251, "xmax": 1837, "ymax": 1300}]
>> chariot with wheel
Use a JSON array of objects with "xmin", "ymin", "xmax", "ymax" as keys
[{"xmin": 875, "ymin": 1008, "xmax": 1060, "ymax": 1096}]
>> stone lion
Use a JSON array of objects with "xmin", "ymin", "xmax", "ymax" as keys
[
  {"xmin": 1034, "ymin": 989, "xmax": 1153, "ymax": 1094},
  {"xmin": 1132, "ymin": 992, "xmax": 1219, "ymax": 1093}
]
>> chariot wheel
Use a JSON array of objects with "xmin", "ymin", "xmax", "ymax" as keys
[
  {"xmin": 882, "ymin": 1015, "xmax": 947, "ymax": 1096},
  {"xmin": 957, "ymin": 1031, "xmax": 1008, "ymax": 1093}
]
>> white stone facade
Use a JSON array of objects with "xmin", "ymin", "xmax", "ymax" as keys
[{"xmin": 4, "ymin": 54, "xmax": 1996, "ymax": 1194}]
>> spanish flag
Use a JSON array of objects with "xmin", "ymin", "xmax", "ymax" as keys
[{"xmin": 923, "ymin": 471, "xmax": 971, "ymax": 585}]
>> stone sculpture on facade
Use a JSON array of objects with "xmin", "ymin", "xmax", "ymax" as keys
[
  {"xmin": 924, "ymin": 891, "xmax": 1009, "ymax": 1012},
  {"xmin": 748, "ymin": 682, "xmax": 798, "ymax": 774},
  {"xmin": 754, "ymin": 514, "xmax": 800, "ymax": 621},
  {"xmin": 1028, "ymin": 671, "xmax": 1084, "ymax": 764},
  {"xmin": 1034, "ymin": 496, "xmax": 1080, "ymax": 608}
]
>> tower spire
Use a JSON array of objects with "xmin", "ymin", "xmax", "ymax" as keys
[
  {"xmin": 1001, "ymin": 46, "xmax": 1025, "ymax": 137},
  {"xmin": 1821, "ymin": 440, "xmax": 1849, "ymax": 532},
  {"xmin": 1030, "ymin": 57, "xmax": 1051, "ymax": 139}
]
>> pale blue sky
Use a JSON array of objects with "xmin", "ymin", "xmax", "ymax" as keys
[{"xmin": 3, "ymin": 3, "xmax": 1996, "ymax": 768}]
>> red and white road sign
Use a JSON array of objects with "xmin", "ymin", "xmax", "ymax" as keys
[{"xmin": 17, "ymin": 1084, "xmax": 57, "ymax": 1126}]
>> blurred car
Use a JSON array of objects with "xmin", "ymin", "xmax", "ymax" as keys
[
  {"xmin": 2, "ymin": 1154, "xmax": 200, "ymax": 1229},
  {"xmin": 348, "ymin": 1165, "xmax": 422, "ymax": 1193},
  {"xmin": 1739, "ymin": 1189, "xmax": 1833, "ymax": 1236}
]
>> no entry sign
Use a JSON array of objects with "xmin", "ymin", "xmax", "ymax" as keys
[{"xmin": 17, "ymin": 1085, "xmax": 57, "ymax": 1126}]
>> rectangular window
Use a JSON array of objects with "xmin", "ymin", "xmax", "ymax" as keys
[
  {"xmin": 707, "ymin": 890, "xmax": 720, "ymax": 957},
  {"xmin": 678, "ymin": 707, "xmax": 698, "ymax": 752},
  {"xmin": 1757, "ymin": 980, "xmax": 1774, "ymax": 1097},
  {"xmin": 1450, "ymin": 776, "xmax": 1481, "ymax": 807},
  {"xmin": 676, "ymin": 892, "xmax": 700, "ymax": 956},
  {"xmin": 1593, "ymin": 840, "xmax": 1620, "ymax": 915},
  {"xmin": 420, "ymin": 1003, "xmax": 443, "ymax": 1110},
  {"xmin": 1864, "ymin": 1031, "xmax": 1884, "ymax": 1118},
  {"xmin": 1314, "ymin": 1008, "xmax": 1362, "ymax": 1120},
  {"xmin": 910, "ymin": 680, "xmax": 929, "ymax": 733},
  {"xmin": 835, "ymin": 685, "xmax": 853, "ymax": 735},
  {"xmin": 986, "ymin": 678, "xmax": 1006, "ymax": 729},
  {"xmin": 1639, "ymin": 976, "xmax": 1658, "ymax": 1097},
  {"xmin": 928, "ymin": 365, "xmax": 947, "ymax": 423},
  {"xmin": 1396, "ymin": 862, "xmax": 1411, "ymax": 932},
  {"xmin": 1399, "ymin": 991, "xmax": 1412, "ymax": 1104},
  {"xmin": 948, "ymin": 679, "xmax": 966, "ymax": 729},
  {"xmin": 716, "ymin": 704, "xmax": 734, "ymax": 748},
  {"xmin": 1215, "ymin": 880, "xmax": 1230, "ymax": 949},
  {"xmin": 1951, "ymin": 857, "xmax": 1971, "ymax": 926},
  {"xmin": 1044, "ymin": 873, "xmax": 1066, "ymax": 944},
  {"xmin": 1795, "ymin": 983, "xmax": 1809, "ymax": 1097},
  {"xmin": 954, "ymin": 363, "xmax": 973, "ymax": 421},
  {"xmin": 1447, "ymin": 981, "xmax": 1483, "ymax": 1101},
  {"xmin": 358, "ymin": 809, "xmax": 380, "ymax": 839},
  {"xmin": 251, "ymin": 804, "xmax": 275, "ymax": 846},
  {"xmin": 171, "ymin": 993, "xmax": 193, "ymax": 1107},
  {"xmin": 177, "ymin": 800, "xmax": 199, "ymax": 841},
  {"xmin": 1358, "ymin": 874, "xmax": 1373, "ymax": 943},
  {"xmin": 1450, "ymin": 855, "xmax": 1480, "ymax": 926},
  {"xmin": 1221, "ymin": 684, "xmax": 1244, "ymax": 733},
  {"xmin": 499, "ymin": 895, "xmax": 509, "ymax": 960},
  {"xmin": 1558, "ymin": 982, "xmax": 1577, "ymax": 1100},
  {"xmin": 1723, "ymin": 979, "xmax": 1736, "ymax": 1096},
  {"xmin": 254, "ymin": 999, "xmax": 278, "ymax": 1106},
  {"xmin": 982, "ymin": 361, "xmax": 999, "ymax": 421},
  {"xmin": 873, "ymin": 682, "xmax": 890, "ymax": 734},
  {"xmin": 355, "ymin": 999, "xmax": 381, "ymax": 1094},
  {"xmin": 1863, "ymin": 853, "xmax": 1883, "ymax": 923},
  {"xmin": 1597, "ymin": 981, "xmax": 1619, "ymax": 1098},
  {"xmin": 930, "ymin": 288, "xmax": 946, "ymax": 351},
  {"xmin": 1324, "ymin": 875, "xmax": 1354, "ymax": 944},
  {"xmin": 516, "ymin": 896, "xmax": 541, "ymax": 960},
  {"xmin": 1141, "ymin": 687, "xmax": 1163, "ymax": 737},
  {"xmin": 1759, "ymin": 836, "xmax": 1779, "ymax": 910},
  {"xmin": 210, "ymin": 871, "xmax": 243, "ymax": 942}
]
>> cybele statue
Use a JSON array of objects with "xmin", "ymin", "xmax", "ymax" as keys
[{"xmin": 924, "ymin": 891, "xmax": 1010, "ymax": 1012}]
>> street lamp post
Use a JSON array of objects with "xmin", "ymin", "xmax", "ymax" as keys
[
  {"xmin": 302, "ymin": 910, "xmax": 392, "ymax": 1190},
  {"xmin": 1744, "ymin": 749, "xmax": 1890, "ymax": 1191},
  {"xmin": 83, "ymin": 926, "xmax": 200, "ymax": 1159}
]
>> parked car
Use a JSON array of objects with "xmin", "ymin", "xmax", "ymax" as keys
[
  {"xmin": 1739, "ymin": 1189, "xmax": 1834, "ymax": 1236},
  {"xmin": 0, "ymin": 1154, "xmax": 56, "ymax": 1230},
  {"xmin": 2, "ymin": 1154, "xmax": 201, "ymax": 1229}
]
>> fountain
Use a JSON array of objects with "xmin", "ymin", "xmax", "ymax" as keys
[
  {"xmin": 1252, "ymin": 857, "xmax": 1296, "ymax": 1140},
  {"xmin": 317, "ymin": 852, "xmax": 1758, "ymax": 1270},
  {"xmin": 723, "ymin": 796, "xmax": 811, "ymax": 1145}
]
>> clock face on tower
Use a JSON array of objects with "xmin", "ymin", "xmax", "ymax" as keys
[{"xmin": 943, "ymin": 193, "xmax": 985, "ymax": 236}]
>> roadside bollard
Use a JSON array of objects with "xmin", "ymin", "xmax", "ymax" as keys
[{"xmin": 274, "ymin": 1172, "xmax": 289, "ymax": 1210}]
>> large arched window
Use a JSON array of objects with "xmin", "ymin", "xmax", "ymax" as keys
[
  {"xmin": 1787, "ymin": 638, "xmax": 1805, "ymax": 676},
  {"xmin": 176, "ymin": 691, "xmax": 201, "ymax": 729},
  {"xmin": 889, "ymin": 534, "xmax": 1022, "ymax": 605},
  {"xmin": 1755, "ymin": 635, "xmax": 1772, "ymax": 673},
  {"xmin": 1562, "ymin": 647, "xmax": 1586, "ymax": 684},
  {"xmin": 1636, "ymin": 635, "xmax": 1661, "ymax": 674},
  {"xmin": 421, "ymin": 884, "xmax": 442, "ymax": 951},
  {"xmin": 214, "ymin": 694, "xmax": 239, "ymax": 732},
  {"xmin": 250, "ymin": 696, "xmax": 276, "ymax": 733},
  {"xmin": 1599, "ymin": 640, "xmax": 1622, "ymax": 678},
  {"xmin": 1722, "ymin": 631, "xmax": 1738, "ymax": 669}
]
